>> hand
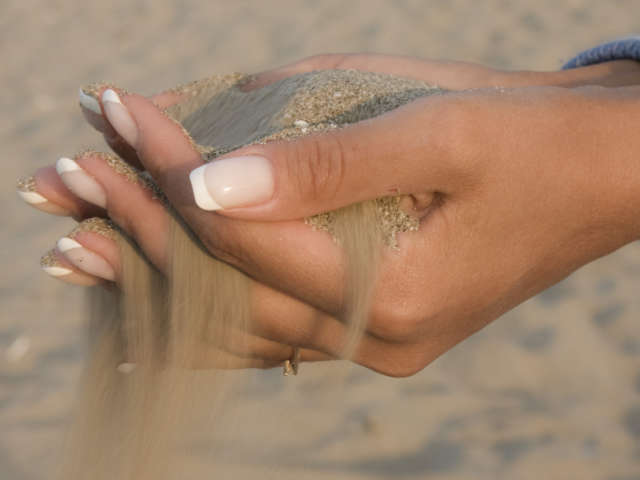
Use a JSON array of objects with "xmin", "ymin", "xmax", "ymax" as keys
[{"xmin": 22, "ymin": 55, "xmax": 640, "ymax": 376}]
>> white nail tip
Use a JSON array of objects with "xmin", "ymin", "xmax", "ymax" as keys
[
  {"xmin": 78, "ymin": 88, "xmax": 102, "ymax": 114},
  {"xmin": 56, "ymin": 157, "xmax": 81, "ymax": 175},
  {"xmin": 56, "ymin": 157, "xmax": 107, "ymax": 208},
  {"xmin": 42, "ymin": 266, "xmax": 72, "ymax": 277},
  {"xmin": 101, "ymin": 89, "xmax": 138, "ymax": 147},
  {"xmin": 17, "ymin": 190, "xmax": 47, "ymax": 204},
  {"xmin": 57, "ymin": 237, "xmax": 82, "ymax": 253},
  {"xmin": 117, "ymin": 363, "xmax": 137, "ymax": 374},
  {"xmin": 102, "ymin": 89, "xmax": 122, "ymax": 105},
  {"xmin": 189, "ymin": 164, "xmax": 221, "ymax": 211}
]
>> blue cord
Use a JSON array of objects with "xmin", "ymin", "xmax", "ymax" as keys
[{"xmin": 563, "ymin": 37, "xmax": 640, "ymax": 69}]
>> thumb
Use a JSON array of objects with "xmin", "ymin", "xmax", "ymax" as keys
[{"xmin": 189, "ymin": 96, "xmax": 454, "ymax": 221}]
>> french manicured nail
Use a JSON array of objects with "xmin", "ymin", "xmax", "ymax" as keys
[
  {"xmin": 40, "ymin": 250, "xmax": 72, "ymax": 277},
  {"xmin": 189, "ymin": 156, "xmax": 274, "ymax": 211},
  {"xmin": 117, "ymin": 363, "xmax": 137, "ymax": 374},
  {"xmin": 102, "ymin": 89, "xmax": 138, "ymax": 146},
  {"xmin": 17, "ymin": 188, "xmax": 46, "ymax": 205},
  {"xmin": 43, "ymin": 266, "xmax": 73, "ymax": 276},
  {"xmin": 16, "ymin": 176, "xmax": 70, "ymax": 216},
  {"xmin": 78, "ymin": 88, "xmax": 102, "ymax": 114},
  {"xmin": 57, "ymin": 237, "xmax": 115, "ymax": 281},
  {"xmin": 40, "ymin": 250, "xmax": 101, "ymax": 286},
  {"xmin": 56, "ymin": 157, "xmax": 107, "ymax": 208}
]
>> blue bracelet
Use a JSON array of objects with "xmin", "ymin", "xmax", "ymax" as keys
[{"xmin": 563, "ymin": 36, "xmax": 640, "ymax": 69}]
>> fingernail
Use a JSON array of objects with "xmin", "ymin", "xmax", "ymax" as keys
[
  {"xmin": 43, "ymin": 266, "xmax": 73, "ymax": 276},
  {"xmin": 56, "ymin": 157, "xmax": 107, "ymax": 208},
  {"xmin": 17, "ymin": 189, "xmax": 47, "ymax": 204},
  {"xmin": 117, "ymin": 363, "xmax": 137, "ymax": 374},
  {"xmin": 102, "ymin": 89, "xmax": 138, "ymax": 147},
  {"xmin": 78, "ymin": 88, "xmax": 102, "ymax": 115},
  {"xmin": 57, "ymin": 237, "xmax": 115, "ymax": 281},
  {"xmin": 16, "ymin": 176, "xmax": 70, "ymax": 216},
  {"xmin": 40, "ymin": 250, "xmax": 72, "ymax": 277},
  {"xmin": 189, "ymin": 156, "xmax": 274, "ymax": 211},
  {"xmin": 16, "ymin": 176, "xmax": 45, "ymax": 204},
  {"xmin": 40, "ymin": 249, "xmax": 101, "ymax": 286}
]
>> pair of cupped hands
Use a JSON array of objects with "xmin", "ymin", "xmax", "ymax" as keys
[{"xmin": 23, "ymin": 54, "xmax": 640, "ymax": 376}]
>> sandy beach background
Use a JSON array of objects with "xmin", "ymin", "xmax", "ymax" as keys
[{"xmin": 3, "ymin": 1, "xmax": 640, "ymax": 478}]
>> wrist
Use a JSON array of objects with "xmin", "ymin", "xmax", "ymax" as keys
[{"xmin": 577, "ymin": 86, "xmax": 640, "ymax": 245}]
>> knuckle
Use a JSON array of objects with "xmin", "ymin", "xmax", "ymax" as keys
[
  {"xmin": 369, "ymin": 298, "xmax": 427, "ymax": 343},
  {"xmin": 286, "ymin": 133, "xmax": 347, "ymax": 203},
  {"xmin": 432, "ymin": 96, "xmax": 486, "ymax": 182},
  {"xmin": 367, "ymin": 263, "xmax": 450, "ymax": 343}
]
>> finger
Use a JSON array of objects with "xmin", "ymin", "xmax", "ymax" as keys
[
  {"xmin": 141, "ymin": 330, "xmax": 289, "ymax": 370},
  {"xmin": 78, "ymin": 85, "xmax": 140, "ymax": 167},
  {"xmin": 54, "ymin": 151, "xmax": 171, "ymax": 272},
  {"xmin": 79, "ymin": 83, "xmax": 193, "ymax": 129},
  {"xmin": 246, "ymin": 54, "xmax": 640, "ymax": 95},
  {"xmin": 40, "ymin": 247, "xmax": 102, "ymax": 286},
  {"xmin": 209, "ymin": 328, "xmax": 334, "ymax": 363},
  {"xmin": 79, "ymin": 84, "xmax": 187, "ymax": 168},
  {"xmin": 55, "ymin": 223, "xmax": 120, "ymax": 284},
  {"xmin": 17, "ymin": 169, "xmax": 102, "ymax": 219},
  {"xmin": 181, "ymin": 344, "xmax": 331, "ymax": 370}
]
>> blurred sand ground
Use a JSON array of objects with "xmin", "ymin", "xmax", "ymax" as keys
[{"xmin": 3, "ymin": 1, "xmax": 640, "ymax": 478}]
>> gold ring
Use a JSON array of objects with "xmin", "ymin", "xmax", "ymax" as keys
[{"xmin": 283, "ymin": 347, "xmax": 300, "ymax": 376}]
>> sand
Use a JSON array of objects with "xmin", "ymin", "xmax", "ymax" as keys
[{"xmin": 5, "ymin": 1, "xmax": 640, "ymax": 479}]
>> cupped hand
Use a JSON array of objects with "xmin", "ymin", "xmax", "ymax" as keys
[{"xmin": 23, "ymin": 54, "xmax": 640, "ymax": 376}]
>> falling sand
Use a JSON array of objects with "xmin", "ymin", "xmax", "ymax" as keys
[{"xmin": 59, "ymin": 70, "xmax": 444, "ymax": 479}]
